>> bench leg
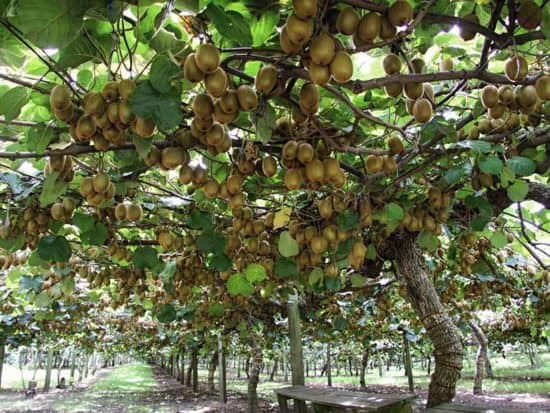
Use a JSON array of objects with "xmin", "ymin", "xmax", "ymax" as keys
[
  {"xmin": 312, "ymin": 404, "xmax": 348, "ymax": 413},
  {"xmin": 277, "ymin": 395, "xmax": 290, "ymax": 413}
]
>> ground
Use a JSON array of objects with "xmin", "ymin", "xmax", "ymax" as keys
[{"xmin": 0, "ymin": 352, "xmax": 548, "ymax": 412}]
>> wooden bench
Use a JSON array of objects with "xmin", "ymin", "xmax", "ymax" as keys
[
  {"xmin": 274, "ymin": 385, "xmax": 416, "ymax": 412},
  {"xmin": 426, "ymin": 402, "xmax": 548, "ymax": 413}
]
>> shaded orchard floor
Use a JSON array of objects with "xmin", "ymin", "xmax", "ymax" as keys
[
  {"xmin": 1, "ymin": 362, "xmax": 548, "ymax": 412},
  {"xmin": 0, "ymin": 363, "xmax": 277, "ymax": 413}
]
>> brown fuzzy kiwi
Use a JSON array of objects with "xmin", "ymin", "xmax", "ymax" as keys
[
  {"xmin": 193, "ymin": 94, "xmax": 214, "ymax": 118},
  {"xmin": 299, "ymin": 82, "xmax": 320, "ymax": 114},
  {"xmin": 404, "ymin": 82, "xmax": 424, "ymax": 100},
  {"xmin": 412, "ymin": 98, "xmax": 432, "ymax": 123},
  {"xmin": 535, "ymin": 75, "xmax": 550, "ymax": 100},
  {"xmin": 459, "ymin": 13, "xmax": 479, "ymax": 41},
  {"xmin": 309, "ymin": 62, "xmax": 331, "ymax": 85},
  {"xmin": 388, "ymin": 136, "xmax": 404, "ymax": 155},
  {"xmin": 205, "ymin": 67, "xmax": 228, "ymax": 98},
  {"xmin": 237, "ymin": 85, "xmax": 258, "ymax": 111},
  {"xmin": 336, "ymin": 7, "xmax": 360, "ymax": 35},
  {"xmin": 126, "ymin": 204, "xmax": 143, "ymax": 222},
  {"xmin": 516, "ymin": 85, "xmax": 538, "ymax": 108},
  {"xmin": 517, "ymin": 0, "xmax": 542, "ymax": 30},
  {"xmin": 183, "ymin": 53, "xmax": 205, "ymax": 83},
  {"xmin": 214, "ymin": 100, "xmax": 238, "ymax": 124},
  {"xmin": 83, "ymin": 92, "xmax": 107, "ymax": 117},
  {"xmin": 76, "ymin": 115, "xmax": 97, "ymax": 141},
  {"xmin": 282, "ymin": 140, "xmax": 299, "ymax": 160},
  {"xmin": 293, "ymin": 0, "xmax": 318, "ymax": 19},
  {"xmin": 504, "ymin": 55, "xmax": 528, "ymax": 81},
  {"xmin": 379, "ymin": 16, "xmax": 397, "ymax": 39},
  {"xmin": 297, "ymin": 142, "xmax": 315, "ymax": 164},
  {"xmin": 134, "ymin": 117, "xmax": 156, "ymax": 138},
  {"xmin": 481, "ymin": 85, "xmax": 499, "ymax": 108},
  {"xmin": 101, "ymin": 81, "xmax": 119, "ymax": 102},
  {"xmin": 117, "ymin": 79, "xmax": 136, "ymax": 100},
  {"xmin": 195, "ymin": 43, "xmax": 220, "ymax": 74},
  {"xmin": 262, "ymin": 156, "xmax": 278, "ymax": 177},
  {"xmin": 93, "ymin": 172, "xmax": 110, "ymax": 193},
  {"xmin": 286, "ymin": 14, "xmax": 313, "ymax": 45},
  {"xmin": 284, "ymin": 168, "xmax": 303, "ymax": 190},
  {"xmin": 383, "ymin": 53, "xmax": 402, "ymax": 75},
  {"xmin": 410, "ymin": 57, "xmax": 425, "ymax": 74},
  {"xmin": 330, "ymin": 51, "xmax": 353, "ymax": 83},
  {"xmin": 310, "ymin": 34, "xmax": 336, "ymax": 66},
  {"xmin": 357, "ymin": 13, "xmax": 381, "ymax": 42},
  {"xmin": 385, "ymin": 82, "xmax": 403, "ymax": 97},
  {"xmin": 498, "ymin": 85, "xmax": 514, "ymax": 105},
  {"xmin": 439, "ymin": 59, "xmax": 454, "ymax": 72},
  {"xmin": 280, "ymin": 26, "xmax": 302, "ymax": 54},
  {"xmin": 365, "ymin": 155, "xmax": 383, "ymax": 173},
  {"xmin": 387, "ymin": 1, "xmax": 414, "ymax": 27},
  {"xmin": 255, "ymin": 65, "xmax": 278, "ymax": 94},
  {"xmin": 219, "ymin": 89, "xmax": 240, "ymax": 115},
  {"xmin": 50, "ymin": 84, "xmax": 72, "ymax": 112}
]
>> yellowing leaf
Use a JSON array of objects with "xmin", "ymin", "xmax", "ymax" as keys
[{"xmin": 273, "ymin": 207, "xmax": 292, "ymax": 229}]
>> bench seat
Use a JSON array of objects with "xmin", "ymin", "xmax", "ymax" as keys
[{"xmin": 425, "ymin": 402, "xmax": 548, "ymax": 413}]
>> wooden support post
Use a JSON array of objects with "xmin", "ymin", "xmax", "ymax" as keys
[
  {"xmin": 403, "ymin": 332, "xmax": 414, "ymax": 392},
  {"xmin": 179, "ymin": 350, "xmax": 185, "ymax": 384},
  {"xmin": 44, "ymin": 347, "xmax": 54, "ymax": 392},
  {"xmin": 0, "ymin": 340, "xmax": 5, "ymax": 389},
  {"xmin": 327, "ymin": 343, "xmax": 332, "ymax": 387},
  {"xmin": 192, "ymin": 347, "xmax": 198, "ymax": 392},
  {"xmin": 288, "ymin": 296, "xmax": 306, "ymax": 413},
  {"xmin": 218, "ymin": 335, "xmax": 227, "ymax": 404}
]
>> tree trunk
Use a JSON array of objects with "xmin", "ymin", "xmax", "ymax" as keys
[
  {"xmin": 185, "ymin": 352, "xmax": 193, "ymax": 387},
  {"xmin": 359, "ymin": 346, "xmax": 369, "ymax": 389},
  {"xmin": 192, "ymin": 347, "xmax": 198, "ymax": 392},
  {"xmin": 207, "ymin": 351, "xmax": 218, "ymax": 391},
  {"xmin": 485, "ymin": 356, "xmax": 494, "ymax": 379},
  {"xmin": 326, "ymin": 344, "xmax": 332, "ymax": 387},
  {"xmin": 247, "ymin": 342, "xmax": 262, "ymax": 413},
  {"xmin": 469, "ymin": 321, "xmax": 487, "ymax": 395},
  {"xmin": 377, "ymin": 351, "xmax": 383, "ymax": 377},
  {"xmin": 403, "ymin": 333, "xmax": 414, "ymax": 392},
  {"xmin": 179, "ymin": 350, "xmax": 185, "ymax": 384},
  {"xmin": 44, "ymin": 347, "xmax": 54, "ymax": 392},
  {"xmin": 269, "ymin": 357, "xmax": 278, "ymax": 381},
  {"xmin": 218, "ymin": 336, "xmax": 227, "ymax": 404},
  {"xmin": 0, "ymin": 340, "xmax": 5, "ymax": 390},
  {"xmin": 392, "ymin": 232, "xmax": 464, "ymax": 407}
]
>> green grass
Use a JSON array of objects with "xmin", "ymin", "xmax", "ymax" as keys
[
  {"xmin": 0, "ymin": 364, "xmax": 74, "ymax": 390},
  {"xmin": 90, "ymin": 363, "xmax": 156, "ymax": 392}
]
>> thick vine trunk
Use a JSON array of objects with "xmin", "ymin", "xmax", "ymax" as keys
[
  {"xmin": 192, "ymin": 347, "xmax": 198, "ymax": 392},
  {"xmin": 0, "ymin": 340, "xmax": 5, "ymax": 389},
  {"xmin": 392, "ymin": 232, "xmax": 464, "ymax": 407},
  {"xmin": 247, "ymin": 342, "xmax": 262, "ymax": 413},
  {"xmin": 359, "ymin": 347, "xmax": 369, "ymax": 389},
  {"xmin": 185, "ymin": 352, "xmax": 193, "ymax": 387},
  {"xmin": 269, "ymin": 357, "xmax": 278, "ymax": 381},
  {"xmin": 207, "ymin": 351, "xmax": 218, "ymax": 391},
  {"xmin": 326, "ymin": 344, "xmax": 332, "ymax": 387},
  {"xmin": 44, "ymin": 347, "xmax": 54, "ymax": 392},
  {"xmin": 485, "ymin": 356, "xmax": 494, "ymax": 379},
  {"xmin": 469, "ymin": 321, "xmax": 487, "ymax": 395}
]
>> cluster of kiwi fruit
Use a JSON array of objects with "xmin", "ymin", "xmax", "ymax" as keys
[
  {"xmin": 2, "ymin": 201, "xmax": 51, "ymax": 249},
  {"xmin": 306, "ymin": 32, "xmax": 353, "ymax": 85},
  {"xmin": 381, "ymin": 54, "xmax": 434, "ymax": 123},
  {"xmin": 106, "ymin": 243, "xmax": 134, "ymax": 263},
  {"xmin": 79, "ymin": 172, "xmax": 116, "ymax": 207},
  {"xmin": 0, "ymin": 251, "xmax": 28, "ymax": 270},
  {"xmin": 281, "ymin": 139, "xmax": 347, "ymax": 190},
  {"xmin": 44, "ymin": 154, "xmax": 75, "ymax": 183},
  {"xmin": 156, "ymin": 229, "xmax": 187, "ymax": 251},
  {"xmin": 364, "ymin": 136, "xmax": 404, "ymax": 176},
  {"xmin": 114, "ymin": 202, "xmax": 143, "ymax": 222},
  {"xmin": 400, "ymin": 187, "xmax": 453, "ymax": 234},
  {"xmin": 50, "ymin": 197, "xmax": 77, "ymax": 221}
]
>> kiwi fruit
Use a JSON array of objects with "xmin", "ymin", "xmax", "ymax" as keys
[
  {"xmin": 412, "ymin": 98, "xmax": 432, "ymax": 123},
  {"xmin": 297, "ymin": 142, "xmax": 315, "ymax": 164},
  {"xmin": 262, "ymin": 156, "xmax": 278, "ymax": 177},
  {"xmin": 404, "ymin": 82, "xmax": 424, "ymax": 100},
  {"xmin": 162, "ymin": 147, "xmax": 187, "ymax": 169},
  {"xmin": 481, "ymin": 85, "xmax": 499, "ymax": 108},
  {"xmin": 498, "ymin": 85, "xmax": 514, "ymax": 105},
  {"xmin": 504, "ymin": 55, "xmax": 528, "ymax": 81},
  {"xmin": 309, "ymin": 62, "xmax": 331, "ymax": 85},
  {"xmin": 299, "ymin": 82, "xmax": 320, "ymax": 114},
  {"xmin": 383, "ymin": 155, "xmax": 398, "ymax": 174},
  {"xmin": 305, "ymin": 159, "xmax": 324, "ymax": 182},
  {"xmin": 379, "ymin": 16, "xmax": 397, "ymax": 39},
  {"xmin": 255, "ymin": 65, "xmax": 278, "ymax": 94},
  {"xmin": 282, "ymin": 140, "xmax": 299, "ymax": 160},
  {"xmin": 388, "ymin": 136, "xmax": 404, "ymax": 155},
  {"xmin": 310, "ymin": 34, "xmax": 336, "ymax": 66},
  {"xmin": 385, "ymin": 82, "xmax": 403, "ymax": 97},
  {"xmin": 387, "ymin": 1, "xmax": 414, "ymax": 27},
  {"xmin": 203, "ymin": 178, "xmax": 220, "ymax": 199},
  {"xmin": 477, "ymin": 117, "xmax": 491, "ymax": 134},
  {"xmin": 468, "ymin": 125, "xmax": 480, "ymax": 140},
  {"xmin": 366, "ymin": 155, "xmax": 383, "ymax": 173},
  {"xmin": 410, "ymin": 57, "xmax": 425, "ymax": 74},
  {"xmin": 440, "ymin": 59, "xmax": 454, "ymax": 72},
  {"xmin": 114, "ymin": 203, "xmax": 127, "ymax": 221},
  {"xmin": 126, "ymin": 204, "xmax": 143, "ymax": 222},
  {"xmin": 106, "ymin": 102, "xmax": 119, "ymax": 124},
  {"xmin": 205, "ymin": 67, "xmax": 228, "ymax": 98},
  {"xmin": 117, "ymin": 79, "xmax": 136, "ymax": 100},
  {"xmin": 195, "ymin": 43, "xmax": 220, "ymax": 74},
  {"xmin": 517, "ymin": 0, "xmax": 542, "ymax": 30},
  {"xmin": 488, "ymin": 103, "xmax": 506, "ymax": 119},
  {"xmin": 357, "ymin": 13, "xmax": 381, "ymax": 42},
  {"xmin": 535, "ymin": 75, "xmax": 550, "ymax": 100},
  {"xmin": 118, "ymin": 101, "xmax": 135, "ymax": 125},
  {"xmin": 286, "ymin": 14, "xmax": 313, "ymax": 45},
  {"xmin": 383, "ymin": 54, "xmax": 402, "ymax": 75},
  {"xmin": 517, "ymin": 85, "xmax": 538, "ymax": 108},
  {"xmin": 102, "ymin": 81, "xmax": 119, "ymax": 102},
  {"xmin": 50, "ymin": 84, "xmax": 72, "ymax": 111},
  {"xmin": 76, "ymin": 115, "xmax": 97, "ymax": 141},
  {"xmin": 193, "ymin": 94, "xmax": 214, "ymax": 119},
  {"xmin": 183, "ymin": 53, "xmax": 205, "ymax": 83},
  {"xmin": 179, "ymin": 165, "xmax": 194, "ymax": 185},
  {"xmin": 237, "ymin": 85, "xmax": 258, "ymax": 111},
  {"xmin": 83, "ymin": 92, "xmax": 107, "ymax": 117},
  {"xmin": 284, "ymin": 168, "xmax": 303, "ymax": 190},
  {"xmin": 293, "ymin": 0, "xmax": 317, "ymax": 19},
  {"xmin": 330, "ymin": 51, "xmax": 353, "ymax": 83},
  {"xmin": 214, "ymin": 100, "xmax": 238, "ymax": 124},
  {"xmin": 280, "ymin": 26, "xmax": 302, "ymax": 54},
  {"xmin": 50, "ymin": 203, "xmax": 65, "ymax": 221},
  {"xmin": 92, "ymin": 172, "xmax": 110, "ymax": 193},
  {"xmin": 336, "ymin": 7, "xmax": 360, "ymax": 35},
  {"xmin": 459, "ymin": 13, "xmax": 479, "ymax": 41},
  {"xmin": 206, "ymin": 122, "xmax": 225, "ymax": 146},
  {"xmin": 134, "ymin": 117, "xmax": 156, "ymax": 138}
]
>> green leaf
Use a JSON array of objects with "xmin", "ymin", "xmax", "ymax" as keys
[
  {"xmin": 385, "ymin": 203, "xmax": 404, "ymax": 222},
  {"xmin": 129, "ymin": 80, "xmax": 182, "ymax": 131},
  {"xmin": 133, "ymin": 134, "xmax": 153, "ymax": 160},
  {"xmin": 133, "ymin": 246, "xmax": 162, "ymax": 271},
  {"xmin": 196, "ymin": 230, "xmax": 226, "ymax": 254},
  {"xmin": 274, "ymin": 257, "xmax": 299, "ymax": 278},
  {"xmin": 0, "ymin": 87, "xmax": 29, "ymax": 121},
  {"xmin": 34, "ymin": 291, "xmax": 51, "ymax": 307},
  {"xmin": 206, "ymin": 3, "xmax": 253, "ymax": 45},
  {"xmin": 350, "ymin": 274, "xmax": 367, "ymax": 287},
  {"xmin": 278, "ymin": 231, "xmax": 299, "ymax": 257},
  {"xmin": 157, "ymin": 303, "xmax": 177, "ymax": 323},
  {"xmin": 251, "ymin": 11, "xmax": 278, "ymax": 47},
  {"xmin": 206, "ymin": 253, "xmax": 232, "ymax": 272},
  {"xmin": 308, "ymin": 268, "xmax": 324, "ymax": 286},
  {"xmin": 160, "ymin": 261, "xmax": 177, "ymax": 280},
  {"xmin": 186, "ymin": 210, "xmax": 214, "ymax": 230},
  {"xmin": 505, "ymin": 156, "xmax": 536, "ymax": 176},
  {"xmin": 507, "ymin": 180, "xmax": 529, "ymax": 201},
  {"xmin": 9, "ymin": 0, "xmax": 90, "ymax": 48},
  {"xmin": 26, "ymin": 125, "xmax": 54, "ymax": 154},
  {"xmin": 244, "ymin": 263, "xmax": 266, "ymax": 283},
  {"xmin": 542, "ymin": 4, "xmax": 550, "ymax": 39},
  {"xmin": 417, "ymin": 230, "xmax": 438, "ymax": 252},
  {"xmin": 72, "ymin": 212, "xmax": 95, "ymax": 232},
  {"xmin": 56, "ymin": 22, "xmax": 112, "ymax": 69},
  {"xmin": 479, "ymin": 155, "xmax": 503, "ymax": 175},
  {"xmin": 455, "ymin": 140, "xmax": 492, "ymax": 153},
  {"xmin": 443, "ymin": 162, "xmax": 471, "ymax": 185},
  {"xmin": 39, "ymin": 171, "xmax": 68, "ymax": 207},
  {"xmin": 256, "ymin": 102, "xmax": 277, "ymax": 143},
  {"xmin": 227, "ymin": 273, "xmax": 253, "ymax": 296},
  {"xmin": 208, "ymin": 302, "xmax": 225, "ymax": 317},
  {"xmin": 490, "ymin": 231, "xmax": 508, "ymax": 248},
  {"xmin": 150, "ymin": 55, "xmax": 181, "ymax": 94},
  {"xmin": 0, "ymin": 233, "xmax": 25, "ymax": 253},
  {"xmin": 81, "ymin": 222, "xmax": 108, "ymax": 246},
  {"xmin": 19, "ymin": 275, "xmax": 43, "ymax": 293},
  {"xmin": 37, "ymin": 235, "xmax": 71, "ymax": 262},
  {"xmin": 336, "ymin": 210, "xmax": 359, "ymax": 230},
  {"xmin": 60, "ymin": 276, "xmax": 75, "ymax": 294}
]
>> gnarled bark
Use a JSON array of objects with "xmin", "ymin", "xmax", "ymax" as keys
[
  {"xmin": 469, "ymin": 321, "xmax": 488, "ymax": 395},
  {"xmin": 359, "ymin": 346, "xmax": 369, "ymax": 389},
  {"xmin": 207, "ymin": 351, "xmax": 218, "ymax": 391},
  {"xmin": 247, "ymin": 341, "xmax": 262, "ymax": 413},
  {"xmin": 392, "ymin": 232, "xmax": 464, "ymax": 407}
]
